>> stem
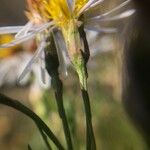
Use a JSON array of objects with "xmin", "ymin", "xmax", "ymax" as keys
[
  {"xmin": 51, "ymin": 76, "xmax": 73, "ymax": 150},
  {"xmin": 0, "ymin": 94, "xmax": 65, "ymax": 150},
  {"xmin": 38, "ymin": 126, "xmax": 52, "ymax": 150},
  {"xmin": 75, "ymin": 60, "xmax": 96, "ymax": 150},
  {"xmin": 73, "ymin": 55, "xmax": 96, "ymax": 149},
  {"xmin": 45, "ymin": 31, "xmax": 73, "ymax": 150},
  {"xmin": 81, "ymin": 89, "xmax": 96, "ymax": 150},
  {"xmin": 78, "ymin": 20, "xmax": 96, "ymax": 150}
]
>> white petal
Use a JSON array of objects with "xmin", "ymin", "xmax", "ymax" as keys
[
  {"xmin": 32, "ymin": 63, "xmax": 51, "ymax": 89},
  {"xmin": 35, "ymin": 22, "xmax": 55, "ymax": 33},
  {"xmin": 67, "ymin": 0, "xmax": 75, "ymax": 12},
  {"xmin": 78, "ymin": 0, "xmax": 97, "ymax": 15},
  {"xmin": 15, "ymin": 22, "xmax": 33, "ymax": 39},
  {"xmin": 39, "ymin": 50, "xmax": 47, "ymax": 84},
  {"xmin": 98, "ymin": 9, "xmax": 136, "ymax": 21},
  {"xmin": 0, "ymin": 26, "xmax": 24, "ymax": 34},
  {"xmin": 85, "ymin": 26, "xmax": 117, "ymax": 33},
  {"xmin": 40, "ymin": 67, "xmax": 47, "ymax": 84},
  {"xmin": 18, "ymin": 41, "xmax": 46, "ymax": 82},
  {"xmin": 87, "ymin": 0, "xmax": 104, "ymax": 10},
  {"xmin": 53, "ymin": 31, "xmax": 68, "ymax": 77},
  {"xmin": 90, "ymin": 0, "xmax": 131, "ymax": 20},
  {"xmin": 0, "ymin": 32, "xmax": 36, "ymax": 48},
  {"xmin": 0, "ymin": 53, "xmax": 32, "ymax": 87},
  {"xmin": 0, "ymin": 22, "xmax": 54, "ymax": 48}
]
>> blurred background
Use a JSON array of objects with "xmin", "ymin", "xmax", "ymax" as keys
[{"xmin": 0, "ymin": 0, "xmax": 149, "ymax": 149}]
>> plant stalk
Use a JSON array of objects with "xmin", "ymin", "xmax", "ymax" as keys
[
  {"xmin": 51, "ymin": 76, "xmax": 73, "ymax": 150},
  {"xmin": 45, "ymin": 31, "xmax": 73, "ymax": 150},
  {"xmin": 79, "ymin": 21, "xmax": 96, "ymax": 150},
  {"xmin": 38, "ymin": 126, "xmax": 52, "ymax": 150},
  {"xmin": 81, "ymin": 89, "xmax": 96, "ymax": 150}
]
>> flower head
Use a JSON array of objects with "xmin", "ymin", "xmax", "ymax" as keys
[
  {"xmin": 25, "ymin": 0, "xmax": 88, "ymax": 26},
  {"xmin": 41, "ymin": 0, "xmax": 87, "ymax": 27},
  {"xmin": 0, "ymin": 0, "xmax": 135, "ymax": 85}
]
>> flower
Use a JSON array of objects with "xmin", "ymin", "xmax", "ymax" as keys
[
  {"xmin": 0, "ymin": 34, "xmax": 51, "ymax": 88},
  {"xmin": 0, "ymin": 0, "xmax": 135, "ymax": 84},
  {"xmin": 0, "ymin": 34, "xmax": 21, "ymax": 58}
]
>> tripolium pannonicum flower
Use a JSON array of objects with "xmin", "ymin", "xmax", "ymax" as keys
[
  {"xmin": 0, "ymin": 0, "xmax": 135, "ymax": 87},
  {"xmin": 0, "ymin": 0, "xmax": 135, "ymax": 149}
]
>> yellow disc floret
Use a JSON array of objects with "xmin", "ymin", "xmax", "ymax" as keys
[
  {"xmin": 43, "ymin": 0, "xmax": 71, "ymax": 27},
  {"xmin": 26, "ymin": 0, "xmax": 88, "ymax": 27}
]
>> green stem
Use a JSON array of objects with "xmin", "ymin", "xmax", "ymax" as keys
[
  {"xmin": 81, "ymin": 89, "xmax": 96, "ymax": 150},
  {"xmin": 45, "ymin": 31, "xmax": 73, "ymax": 150},
  {"xmin": 74, "ymin": 59, "xmax": 96, "ymax": 150},
  {"xmin": 78, "ymin": 21, "xmax": 96, "ymax": 149},
  {"xmin": 73, "ymin": 55, "xmax": 96, "ymax": 149},
  {"xmin": 51, "ymin": 76, "xmax": 73, "ymax": 150},
  {"xmin": 0, "ymin": 94, "xmax": 65, "ymax": 150},
  {"xmin": 38, "ymin": 126, "xmax": 52, "ymax": 150}
]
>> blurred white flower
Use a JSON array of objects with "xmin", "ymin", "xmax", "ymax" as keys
[
  {"xmin": 0, "ymin": 51, "xmax": 51, "ymax": 88},
  {"xmin": 0, "ymin": 34, "xmax": 51, "ymax": 88}
]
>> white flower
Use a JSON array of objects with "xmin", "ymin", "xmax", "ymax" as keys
[{"xmin": 0, "ymin": 0, "xmax": 135, "ymax": 84}]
